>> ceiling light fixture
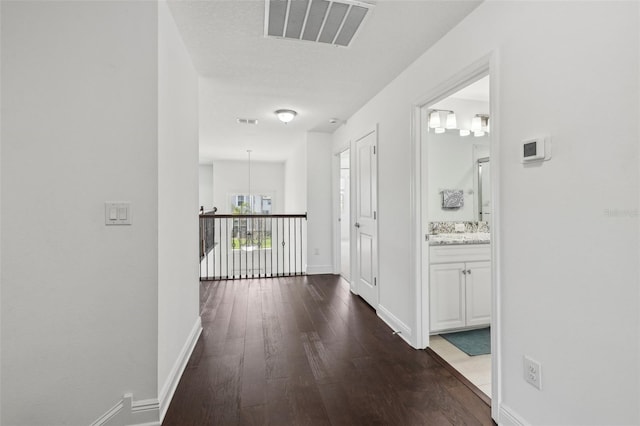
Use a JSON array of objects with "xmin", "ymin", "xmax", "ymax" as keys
[{"xmin": 275, "ymin": 109, "xmax": 297, "ymax": 124}]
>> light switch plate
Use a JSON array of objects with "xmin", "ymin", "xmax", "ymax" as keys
[{"xmin": 105, "ymin": 202, "xmax": 131, "ymax": 225}]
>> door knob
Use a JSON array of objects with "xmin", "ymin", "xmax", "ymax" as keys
[{"xmin": 355, "ymin": 222, "xmax": 360, "ymax": 228}]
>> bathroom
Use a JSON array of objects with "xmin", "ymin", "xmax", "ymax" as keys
[{"xmin": 422, "ymin": 76, "xmax": 492, "ymax": 398}]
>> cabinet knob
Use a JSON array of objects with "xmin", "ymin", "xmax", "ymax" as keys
[
  {"xmin": 467, "ymin": 269, "xmax": 472, "ymax": 274},
  {"xmin": 461, "ymin": 270, "xmax": 467, "ymax": 275}
]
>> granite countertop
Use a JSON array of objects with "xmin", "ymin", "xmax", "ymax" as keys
[{"xmin": 429, "ymin": 232, "xmax": 491, "ymax": 246}]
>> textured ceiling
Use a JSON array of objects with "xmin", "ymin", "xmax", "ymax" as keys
[{"xmin": 168, "ymin": 0, "xmax": 482, "ymax": 162}]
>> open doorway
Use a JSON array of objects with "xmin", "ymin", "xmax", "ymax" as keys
[
  {"xmin": 339, "ymin": 149, "xmax": 351, "ymax": 280},
  {"xmin": 420, "ymin": 75, "xmax": 493, "ymax": 399}
]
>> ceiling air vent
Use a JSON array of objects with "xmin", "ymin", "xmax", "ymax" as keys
[
  {"xmin": 237, "ymin": 118, "xmax": 259, "ymax": 125},
  {"xmin": 265, "ymin": 0, "xmax": 373, "ymax": 47}
]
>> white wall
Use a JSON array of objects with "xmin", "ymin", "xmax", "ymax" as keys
[
  {"xmin": 1, "ymin": 2, "xmax": 159, "ymax": 424},
  {"xmin": 284, "ymin": 138, "xmax": 307, "ymax": 213},
  {"xmin": 198, "ymin": 164, "xmax": 213, "ymax": 210},
  {"xmin": 334, "ymin": 1, "xmax": 639, "ymax": 424},
  {"xmin": 157, "ymin": 1, "xmax": 201, "ymax": 421},
  {"xmin": 306, "ymin": 132, "xmax": 333, "ymax": 274},
  {"xmin": 212, "ymin": 160, "xmax": 284, "ymax": 213}
]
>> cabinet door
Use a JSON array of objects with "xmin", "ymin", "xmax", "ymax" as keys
[
  {"xmin": 465, "ymin": 260, "xmax": 491, "ymax": 327},
  {"xmin": 430, "ymin": 263, "xmax": 466, "ymax": 332}
]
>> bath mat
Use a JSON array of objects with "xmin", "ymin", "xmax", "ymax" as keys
[{"xmin": 440, "ymin": 327, "xmax": 490, "ymax": 356}]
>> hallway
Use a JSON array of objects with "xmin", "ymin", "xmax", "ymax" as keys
[{"xmin": 163, "ymin": 275, "xmax": 493, "ymax": 425}]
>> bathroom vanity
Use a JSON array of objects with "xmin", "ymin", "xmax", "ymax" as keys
[{"xmin": 429, "ymin": 238, "xmax": 491, "ymax": 333}]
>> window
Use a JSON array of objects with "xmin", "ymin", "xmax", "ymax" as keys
[{"xmin": 231, "ymin": 194, "xmax": 272, "ymax": 215}]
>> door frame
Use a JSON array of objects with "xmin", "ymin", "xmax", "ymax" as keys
[
  {"xmin": 410, "ymin": 53, "xmax": 502, "ymax": 419},
  {"xmin": 333, "ymin": 147, "xmax": 352, "ymax": 280}
]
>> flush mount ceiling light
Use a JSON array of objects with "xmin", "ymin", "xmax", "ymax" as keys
[
  {"xmin": 275, "ymin": 109, "xmax": 297, "ymax": 124},
  {"xmin": 265, "ymin": 0, "xmax": 374, "ymax": 47}
]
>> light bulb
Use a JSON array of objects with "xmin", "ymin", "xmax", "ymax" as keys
[
  {"xmin": 460, "ymin": 129, "xmax": 471, "ymax": 136},
  {"xmin": 435, "ymin": 127, "xmax": 445, "ymax": 134},
  {"xmin": 474, "ymin": 130, "xmax": 485, "ymax": 137},
  {"xmin": 429, "ymin": 110, "xmax": 441, "ymax": 128},
  {"xmin": 445, "ymin": 111, "xmax": 457, "ymax": 129}
]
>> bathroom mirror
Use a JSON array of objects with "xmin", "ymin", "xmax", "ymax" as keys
[
  {"xmin": 426, "ymin": 131, "xmax": 490, "ymax": 222},
  {"xmin": 424, "ymin": 75, "xmax": 490, "ymax": 223}
]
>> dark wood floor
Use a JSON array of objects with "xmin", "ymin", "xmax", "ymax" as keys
[{"xmin": 163, "ymin": 275, "xmax": 494, "ymax": 425}]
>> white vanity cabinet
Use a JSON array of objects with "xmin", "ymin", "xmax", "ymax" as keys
[{"xmin": 429, "ymin": 244, "xmax": 491, "ymax": 333}]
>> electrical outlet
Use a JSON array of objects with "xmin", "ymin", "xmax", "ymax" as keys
[{"xmin": 524, "ymin": 356, "xmax": 542, "ymax": 390}]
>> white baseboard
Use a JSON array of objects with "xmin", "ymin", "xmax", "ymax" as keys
[
  {"xmin": 91, "ymin": 394, "xmax": 160, "ymax": 426},
  {"xmin": 499, "ymin": 404, "xmax": 529, "ymax": 426},
  {"xmin": 376, "ymin": 304, "xmax": 413, "ymax": 347},
  {"xmin": 92, "ymin": 316, "xmax": 202, "ymax": 426},
  {"xmin": 306, "ymin": 264, "xmax": 334, "ymax": 275},
  {"xmin": 159, "ymin": 316, "xmax": 203, "ymax": 422}
]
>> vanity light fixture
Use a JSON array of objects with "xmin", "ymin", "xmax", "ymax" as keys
[
  {"xmin": 430, "ymin": 109, "xmax": 457, "ymax": 130},
  {"xmin": 428, "ymin": 110, "xmax": 441, "ymax": 128},
  {"xmin": 471, "ymin": 116, "xmax": 482, "ymax": 132},
  {"xmin": 445, "ymin": 111, "xmax": 457, "ymax": 129},
  {"xmin": 275, "ymin": 109, "xmax": 297, "ymax": 124},
  {"xmin": 471, "ymin": 114, "xmax": 490, "ymax": 133}
]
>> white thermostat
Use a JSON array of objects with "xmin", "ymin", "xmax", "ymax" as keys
[{"xmin": 521, "ymin": 136, "xmax": 551, "ymax": 163}]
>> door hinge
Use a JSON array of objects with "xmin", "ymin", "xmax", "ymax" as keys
[
  {"xmin": 373, "ymin": 146, "xmax": 376, "ymax": 154},
  {"xmin": 374, "ymin": 277, "xmax": 377, "ymax": 286},
  {"xmin": 374, "ymin": 211, "xmax": 377, "ymax": 220},
  {"xmin": 425, "ymin": 234, "xmax": 429, "ymax": 241}
]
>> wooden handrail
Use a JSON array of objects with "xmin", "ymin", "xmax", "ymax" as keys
[{"xmin": 200, "ymin": 213, "xmax": 307, "ymax": 219}]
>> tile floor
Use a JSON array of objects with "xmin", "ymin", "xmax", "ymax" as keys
[{"xmin": 429, "ymin": 334, "xmax": 492, "ymax": 397}]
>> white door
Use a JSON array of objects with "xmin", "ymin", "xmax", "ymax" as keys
[
  {"xmin": 355, "ymin": 131, "xmax": 378, "ymax": 308},
  {"xmin": 465, "ymin": 260, "xmax": 492, "ymax": 326},
  {"xmin": 429, "ymin": 263, "xmax": 466, "ymax": 332}
]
